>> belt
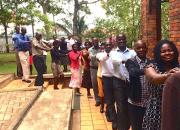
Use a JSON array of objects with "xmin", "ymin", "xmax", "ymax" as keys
[{"xmin": 90, "ymin": 66, "xmax": 98, "ymax": 69}]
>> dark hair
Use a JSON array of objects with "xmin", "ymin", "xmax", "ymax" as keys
[{"xmin": 154, "ymin": 39, "xmax": 179, "ymax": 72}]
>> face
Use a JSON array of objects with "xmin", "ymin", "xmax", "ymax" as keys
[
  {"xmin": 72, "ymin": 44, "xmax": 78, "ymax": 52},
  {"xmin": 85, "ymin": 42, "xmax": 91, "ymax": 50},
  {"xmin": 134, "ymin": 41, "xmax": 147, "ymax": 59},
  {"xmin": 92, "ymin": 38, "xmax": 99, "ymax": 47},
  {"xmin": 36, "ymin": 33, "xmax": 42, "ymax": 41},
  {"xmin": 15, "ymin": 26, "xmax": 20, "ymax": 33},
  {"xmin": 116, "ymin": 34, "xmax": 127, "ymax": 51},
  {"xmin": 21, "ymin": 28, "xmax": 26, "ymax": 35},
  {"xmin": 160, "ymin": 43, "xmax": 175, "ymax": 63},
  {"xmin": 105, "ymin": 43, "xmax": 112, "ymax": 53}
]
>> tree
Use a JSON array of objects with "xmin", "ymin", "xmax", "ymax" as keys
[
  {"xmin": 72, "ymin": 0, "xmax": 100, "ymax": 36},
  {"xmin": 0, "ymin": 0, "xmax": 13, "ymax": 53},
  {"xmin": 98, "ymin": 0, "xmax": 141, "ymax": 46}
]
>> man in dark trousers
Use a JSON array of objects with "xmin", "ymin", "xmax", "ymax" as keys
[
  {"xmin": 110, "ymin": 34, "xmax": 136, "ymax": 130},
  {"xmin": 125, "ymin": 40, "xmax": 150, "ymax": 130}
]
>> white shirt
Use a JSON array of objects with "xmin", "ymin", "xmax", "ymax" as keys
[
  {"xmin": 110, "ymin": 47, "xmax": 136, "ymax": 80},
  {"xmin": 96, "ymin": 51, "xmax": 113, "ymax": 77},
  {"xmin": 66, "ymin": 38, "xmax": 76, "ymax": 51}
]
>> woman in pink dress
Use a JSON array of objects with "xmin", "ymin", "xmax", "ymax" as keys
[{"xmin": 68, "ymin": 43, "xmax": 82, "ymax": 95}]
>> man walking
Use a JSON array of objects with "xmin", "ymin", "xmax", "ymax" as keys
[
  {"xmin": 31, "ymin": 32, "xmax": 51, "ymax": 89},
  {"xmin": 12, "ymin": 26, "xmax": 22, "ymax": 77},
  {"xmin": 110, "ymin": 34, "xmax": 136, "ymax": 130},
  {"xmin": 88, "ymin": 38, "xmax": 101, "ymax": 106},
  {"xmin": 17, "ymin": 27, "xmax": 31, "ymax": 83}
]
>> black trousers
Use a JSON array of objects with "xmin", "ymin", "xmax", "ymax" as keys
[
  {"xmin": 113, "ymin": 77, "xmax": 130, "ymax": 130},
  {"xmin": 33, "ymin": 55, "xmax": 46, "ymax": 86},
  {"xmin": 128, "ymin": 103, "xmax": 146, "ymax": 130}
]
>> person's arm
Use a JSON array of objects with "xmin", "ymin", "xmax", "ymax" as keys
[
  {"xmin": 126, "ymin": 59, "xmax": 144, "ymax": 77},
  {"xmin": 32, "ymin": 39, "xmax": 51, "ymax": 51},
  {"xmin": 145, "ymin": 66, "xmax": 170, "ymax": 85}
]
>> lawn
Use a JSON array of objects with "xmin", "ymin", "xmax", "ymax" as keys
[{"xmin": 0, "ymin": 52, "xmax": 52, "ymax": 74}]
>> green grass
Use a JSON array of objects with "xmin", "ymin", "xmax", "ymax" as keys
[{"xmin": 0, "ymin": 52, "xmax": 52, "ymax": 74}]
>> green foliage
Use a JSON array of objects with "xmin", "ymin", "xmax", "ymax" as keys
[
  {"xmin": 94, "ymin": 0, "xmax": 141, "ymax": 47},
  {"xmin": 161, "ymin": 2, "xmax": 169, "ymax": 39}
]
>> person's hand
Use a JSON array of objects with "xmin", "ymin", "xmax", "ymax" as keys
[{"xmin": 168, "ymin": 67, "xmax": 180, "ymax": 74}]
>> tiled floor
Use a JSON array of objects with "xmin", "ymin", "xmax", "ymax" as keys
[{"xmin": 80, "ymin": 88, "xmax": 113, "ymax": 130}]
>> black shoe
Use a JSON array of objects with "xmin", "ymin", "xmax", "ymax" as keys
[
  {"xmin": 95, "ymin": 102, "xmax": 101, "ymax": 106},
  {"xmin": 22, "ymin": 79, "xmax": 31, "ymax": 83},
  {"xmin": 100, "ymin": 107, "xmax": 104, "ymax": 113}
]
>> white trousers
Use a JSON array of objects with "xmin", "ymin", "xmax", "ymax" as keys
[{"xmin": 18, "ymin": 51, "xmax": 30, "ymax": 80}]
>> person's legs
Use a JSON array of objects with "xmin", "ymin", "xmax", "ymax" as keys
[
  {"xmin": 128, "ymin": 103, "xmax": 146, "ymax": 130},
  {"xmin": 103, "ymin": 76, "xmax": 117, "ymax": 129},
  {"xmin": 33, "ymin": 55, "xmax": 45, "ymax": 87},
  {"xmin": 90, "ymin": 68, "xmax": 100, "ymax": 105},
  {"xmin": 16, "ymin": 50, "xmax": 23, "ymax": 77},
  {"xmin": 113, "ymin": 77, "xmax": 130, "ymax": 130},
  {"xmin": 43, "ymin": 55, "xmax": 47, "ymax": 73},
  {"xmin": 97, "ymin": 77, "xmax": 104, "ymax": 112},
  {"xmin": 18, "ymin": 51, "xmax": 30, "ymax": 82}
]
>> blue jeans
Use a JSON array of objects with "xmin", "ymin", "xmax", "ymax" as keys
[{"xmin": 113, "ymin": 76, "xmax": 130, "ymax": 130}]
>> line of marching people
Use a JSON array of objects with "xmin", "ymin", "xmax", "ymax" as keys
[{"xmin": 68, "ymin": 33, "xmax": 180, "ymax": 130}]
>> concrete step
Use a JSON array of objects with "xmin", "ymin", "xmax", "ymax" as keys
[
  {"xmin": 0, "ymin": 79, "xmax": 35, "ymax": 92},
  {"xmin": 0, "ymin": 74, "xmax": 15, "ymax": 89},
  {"xmin": 17, "ymin": 89, "xmax": 73, "ymax": 130}
]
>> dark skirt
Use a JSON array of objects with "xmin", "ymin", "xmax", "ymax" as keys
[{"xmin": 82, "ymin": 69, "xmax": 92, "ymax": 88}]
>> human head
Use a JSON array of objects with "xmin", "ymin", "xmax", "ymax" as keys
[
  {"xmin": 15, "ymin": 26, "xmax": 20, "ymax": 33},
  {"xmin": 61, "ymin": 37, "xmax": 65, "ymax": 41},
  {"xmin": 53, "ymin": 40, "xmax": 60, "ymax": 49},
  {"xmin": 105, "ymin": 42, "xmax": 113, "ymax": 53},
  {"xmin": 92, "ymin": 38, "xmax": 99, "ymax": 48},
  {"xmin": 53, "ymin": 35, "xmax": 57, "ymax": 40},
  {"xmin": 84, "ymin": 41, "xmax": 91, "ymax": 50},
  {"xmin": 116, "ymin": 33, "xmax": 127, "ymax": 51},
  {"xmin": 100, "ymin": 42, "xmax": 106, "ymax": 51},
  {"xmin": 134, "ymin": 40, "xmax": 147, "ymax": 60},
  {"xmin": 72, "ymin": 43, "xmax": 78, "ymax": 52},
  {"xmin": 154, "ymin": 39, "xmax": 179, "ymax": 72},
  {"xmin": 35, "ymin": 32, "xmax": 42, "ymax": 41},
  {"xmin": 21, "ymin": 27, "xmax": 27, "ymax": 35}
]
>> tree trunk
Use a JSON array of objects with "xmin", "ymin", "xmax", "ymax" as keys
[
  {"xmin": 42, "ymin": 6, "xmax": 50, "ymax": 39},
  {"xmin": 4, "ymin": 24, "xmax": 9, "ymax": 53},
  {"xmin": 73, "ymin": 0, "xmax": 79, "ymax": 36}
]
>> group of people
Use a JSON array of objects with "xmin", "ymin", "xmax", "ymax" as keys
[
  {"xmin": 12, "ymin": 26, "xmax": 180, "ymax": 130},
  {"xmin": 68, "ymin": 33, "xmax": 180, "ymax": 130}
]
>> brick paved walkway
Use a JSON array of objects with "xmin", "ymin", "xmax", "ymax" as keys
[
  {"xmin": 80, "ymin": 88, "xmax": 113, "ymax": 130},
  {"xmin": 0, "ymin": 90, "xmax": 37, "ymax": 130}
]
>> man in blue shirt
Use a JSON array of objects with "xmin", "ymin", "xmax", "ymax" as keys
[
  {"xmin": 12, "ymin": 26, "xmax": 22, "ymax": 77},
  {"xmin": 17, "ymin": 27, "xmax": 31, "ymax": 83}
]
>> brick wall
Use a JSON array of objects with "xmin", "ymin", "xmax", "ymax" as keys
[
  {"xmin": 169, "ymin": 0, "xmax": 180, "ymax": 53},
  {"xmin": 141, "ymin": 0, "xmax": 161, "ymax": 58}
]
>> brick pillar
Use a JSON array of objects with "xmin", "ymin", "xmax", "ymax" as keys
[
  {"xmin": 169, "ymin": 0, "xmax": 180, "ymax": 54},
  {"xmin": 141, "ymin": 0, "xmax": 161, "ymax": 58}
]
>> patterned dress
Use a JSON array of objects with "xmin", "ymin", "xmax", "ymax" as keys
[{"xmin": 142, "ymin": 64, "xmax": 164, "ymax": 130}]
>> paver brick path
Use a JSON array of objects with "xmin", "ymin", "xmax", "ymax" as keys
[{"xmin": 0, "ymin": 90, "xmax": 37, "ymax": 130}]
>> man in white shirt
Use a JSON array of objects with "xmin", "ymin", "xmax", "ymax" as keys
[
  {"xmin": 110, "ymin": 34, "xmax": 136, "ymax": 130},
  {"xmin": 96, "ymin": 42, "xmax": 117, "ymax": 130}
]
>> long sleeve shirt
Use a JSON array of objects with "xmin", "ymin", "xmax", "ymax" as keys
[
  {"xmin": 96, "ymin": 51, "xmax": 113, "ymax": 77},
  {"xmin": 17, "ymin": 34, "xmax": 30, "ymax": 51},
  {"xmin": 110, "ymin": 47, "xmax": 136, "ymax": 80},
  {"xmin": 69, "ymin": 50, "xmax": 81, "ymax": 69},
  {"xmin": 88, "ymin": 46, "xmax": 101, "ymax": 67}
]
